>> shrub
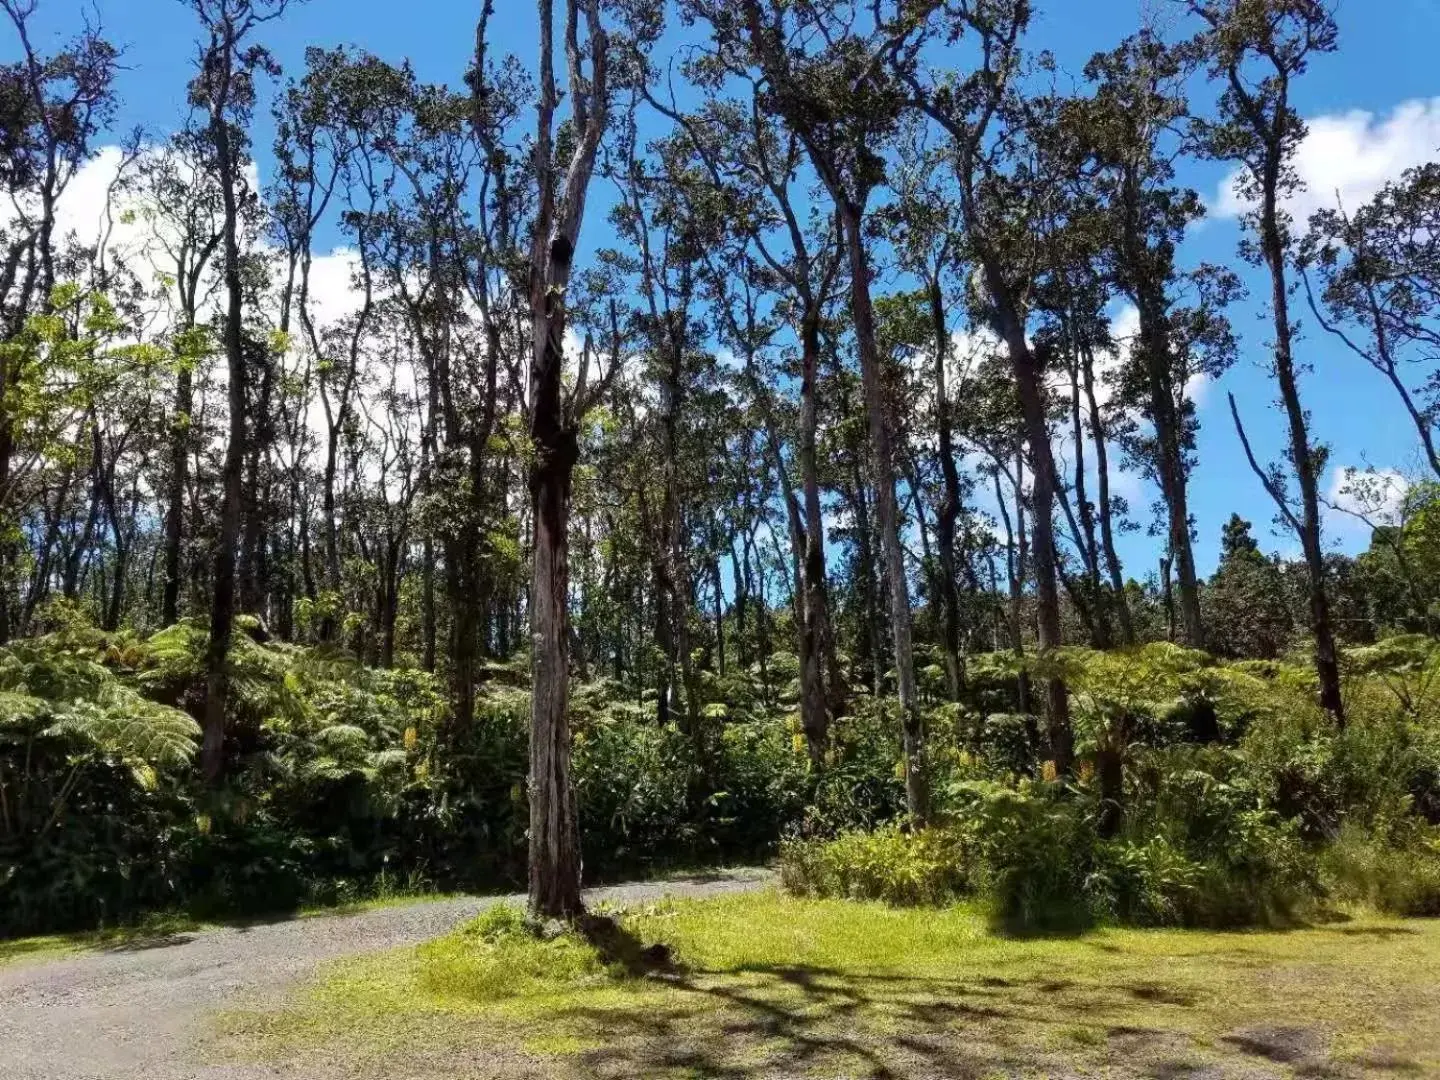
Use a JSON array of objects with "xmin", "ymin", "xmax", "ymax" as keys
[
  {"xmin": 952, "ymin": 781, "xmax": 1098, "ymax": 933},
  {"xmin": 7, "ymin": 617, "xmax": 1440, "ymax": 938},
  {"xmin": 574, "ymin": 702, "xmax": 697, "ymax": 867},
  {"xmin": 779, "ymin": 823, "xmax": 971, "ymax": 906},
  {"xmin": 708, "ymin": 713, "xmax": 810, "ymax": 856},
  {"xmin": 800, "ymin": 695, "xmax": 909, "ymax": 836},
  {"xmin": 781, "ymin": 756, "xmax": 1325, "ymax": 933},
  {"xmin": 1118, "ymin": 746, "xmax": 1321, "ymax": 926},
  {"xmin": 1088, "ymin": 836, "xmax": 1203, "ymax": 926},
  {"xmin": 1322, "ymin": 824, "xmax": 1440, "ymax": 917}
]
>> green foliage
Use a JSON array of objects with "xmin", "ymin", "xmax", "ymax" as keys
[
  {"xmin": 6, "ymin": 617, "xmax": 1440, "ymax": 938},
  {"xmin": 780, "ymin": 823, "xmax": 971, "ymax": 906},
  {"xmin": 1112, "ymin": 746, "xmax": 1319, "ymax": 927},
  {"xmin": 954, "ymin": 780, "xmax": 1100, "ymax": 933},
  {"xmin": 781, "ymin": 636, "xmax": 1440, "ymax": 933},
  {"xmin": 1321, "ymin": 824, "xmax": 1440, "ymax": 917},
  {"xmin": 1204, "ymin": 515, "xmax": 1296, "ymax": 659},
  {"xmin": 802, "ymin": 694, "xmax": 909, "ymax": 835},
  {"xmin": 0, "ymin": 633, "xmax": 200, "ymax": 768}
]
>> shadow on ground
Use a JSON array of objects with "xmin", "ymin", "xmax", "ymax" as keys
[{"xmin": 534, "ymin": 928, "xmax": 1421, "ymax": 1080}]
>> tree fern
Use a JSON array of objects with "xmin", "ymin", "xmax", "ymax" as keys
[
  {"xmin": 0, "ymin": 633, "xmax": 199, "ymax": 767},
  {"xmin": 45, "ymin": 695, "xmax": 199, "ymax": 768}
]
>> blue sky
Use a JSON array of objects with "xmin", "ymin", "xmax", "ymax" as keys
[{"xmin": 11, "ymin": 0, "xmax": 1440, "ymax": 578}]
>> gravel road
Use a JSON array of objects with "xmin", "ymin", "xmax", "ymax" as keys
[{"xmin": 0, "ymin": 868, "xmax": 772, "ymax": 1080}]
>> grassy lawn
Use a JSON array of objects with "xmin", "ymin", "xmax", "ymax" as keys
[{"xmin": 213, "ymin": 890, "xmax": 1440, "ymax": 1079}]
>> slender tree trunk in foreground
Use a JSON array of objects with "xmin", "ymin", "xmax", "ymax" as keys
[
  {"xmin": 526, "ymin": 0, "xmax": 607, "ymax": 920},
  {"xmin": 527, "ymin": 389, "xmax": 582, "ymax": 919},
  {"xmin": 161, "ymin": 363, "xmax": 193, "ymax": 627}
]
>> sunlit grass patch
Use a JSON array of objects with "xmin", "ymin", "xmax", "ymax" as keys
[
  {"xmin": 0, "ymin": 912, "xmax": 206, "ymax": 968},
  {"xmin": 297, "ymin": 889, "xmax": 461, "ymax": 920},
  {"xmin": 213, "ymin": 889, "xmax": 1440, "ymax": 1079}
]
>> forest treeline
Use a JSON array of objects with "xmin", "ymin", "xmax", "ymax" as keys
[{"xmin": 3, "ymin": 0, "xmax": 1440, "ymax": 927}]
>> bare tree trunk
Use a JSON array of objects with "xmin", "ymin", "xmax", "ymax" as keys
[
  {"xmin": 929, "ymin": 275, "xmax": 967, "ymax": 700},
  {"xmin": 1130, "ymin": 262, "xmax": 1203, "ymax": 647},
  {"xmin": 1080, "ymin": 341, "xmax": 1134, "ymax": 645},
  {"xmin": 161, "ymin": 364, "xmax": 193, "ymax": 627},
  {"xmin": 1159, "ymin": 555, "xmax": 1176, "ymax": 642},
  {"xmin": 201, "ymin": 18, "xmax": 249, "ymax": 786},
  {"xmin": 763, "ymin": 417, "xmax": 828, "ymax": 766},
  {"xmin": 840, "ymin": 202, "xmax": 928, "ymax": 822},
  {"xmin": 239, "ymin": 352, "xmax": 274, "ymax": 618},
  {"xmin": 1258, "ymin": 190, "xmax": 1344, "ymax": 723},
  {"xmin": 727, "ymin": 544, "xmax": 745, "ymax": 669},
  {"xmin": 849, "ymin": 459, "xmax": 883, "ymax": 696},
  {"xmin": 525, "ymin": 0, "xmax": 606, "ymax": 921},
  {"xmin": 421, "ymin": 534, "xmax": 436, "ymax": 672},
  {"xmin": 995, "ymin": 301, "xmax": 1071, "ymax": 773},
  {"xmin": 798, "ymin": 315, "xmax": 846, "ymax": 725},
  {"xmin": 1066, "ymin": 347, "xmax": 1110, "ymax": 648},
  {"xmin": 993, "ymin": 465, "xmax": 1034, "ymax": 726},
  {"xmin": 23, "ymin": 463, "xmax": 73, "ymax": 629},
  {"xmin": 527, "ymin": 404, "xmax": 582, "ymax": 918}
]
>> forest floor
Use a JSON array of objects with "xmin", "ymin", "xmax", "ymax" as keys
[
  {"xmin": 0, "ymin": 868, "xmax": 771, "ymax": 1080},
  {"xmin": 4, "ymin": 879, "xmax": 1438, "ymax": 1080}
]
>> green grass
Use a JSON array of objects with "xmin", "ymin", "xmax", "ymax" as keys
[
  {"xmin": 0, "ymin": 913, "xmax": 208, "ymax": 968},
  {"xmin": 296, "ymin": 888, "xmax": 460, "ymax": 920},
  {"xmin": 213, "ymin": 889, "xmax": 1440, "ymax": 1079}
]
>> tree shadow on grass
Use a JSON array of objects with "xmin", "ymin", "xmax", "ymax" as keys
[
  {"xmin": 467, "ymin": 917, "xmax": 1413, "ymax": 1080},
  {"xmin": 544, "ymin": 922, "xmax": 1235, "ymax": 1079}
]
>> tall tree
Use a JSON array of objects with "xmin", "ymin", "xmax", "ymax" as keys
[
  {"xmin": 0, "ymin": 1, "xmax": 120, "ymax": 641},
  {"xmin": 885, "ymin": 152, "xmax": 970, "ymax": 699},
  {"xmin": 525, "ymin": 0, "xmax": 615, "ymax": 919},
  {"xmin": 139, "ymin": 129, "xmax": 226, "ymax": 628},
  {"xmin": 903, "ymin": 0, "xmax": 1075, "ymax": 772},
  {"xmin": 715, "ymin": 0, "xmax": 932, "ymax": 820},
  {"xmin": 654, "ymin": 72, "xmax": 849, "ymax": 759},
  {"xmin": 187, "ymin": 0, "xmax": 291, "ymax": 782},
  {"xmin": 1189, "ymin": 0, "xmax": 1345, "ymax": 723},
  {"xmin": 1072, "ymin": 33, "xmax": 1222, "ymax": 649},
  {"xmin": 1304, "ymin": 164, "xmax": 1440, "ymax": 479}
]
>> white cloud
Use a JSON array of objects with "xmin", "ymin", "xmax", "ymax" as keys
[
  {"xmin": 304, "ymin": 247, "xmax": 367, "ymax": 329},
  {"xmin": 1324, "ymin": 465, "xmax": 1410, "ymax": 537},
  {"xmin": 1106, "ymin": 304, "xmax": 1212, "ymax": 408},
  {"xmin": 1184, "ymin": 372, "xmax": 1211, "ymax": 407},
  {"xmin": 1214, "ymin": 97, "xmax": 1440, "ymax": 222}
]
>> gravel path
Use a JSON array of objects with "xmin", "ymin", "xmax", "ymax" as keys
[{"xmin": 0, "ymin": 868, "xmax": 772, "ymax": 1080}]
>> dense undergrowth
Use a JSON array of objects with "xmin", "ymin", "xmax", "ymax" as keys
[
  {"xmin": 3, "ymin": 600, "xmax": 1440, "ymax": 936},
  {"xmin": 782, "ymin": 638, "xmax": 1440, "ymax": 930},
  {"xmin": 0, "ymin": 605, "xmax": 816, "ymax": 935}
]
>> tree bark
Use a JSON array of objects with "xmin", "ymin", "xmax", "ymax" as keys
[
  {"xmin": 995, "ymin": 307, "xmax": 1071, "ymax": 773},
  {"xmin": 1258, "ymin": 183, "xmax": 1344, "ymax": 723},
  {"xmin": 797, "ymin": 313, "xmax": 846, "ymax": 726},
  {"xmin": 839, "ymin": 201, "xmax": 929, "ymax": 822},
  {"xmin": 525, "ymin": 0, "xmax": 606, "ymax": 921},
  {"xmin": 201, "ymin": 31, "xmax": 248, "ymax": 785},
  {"xmin": 1125, "ymin": 213, "xmax": 1204, "ymax": 647},
  {"xmin": 1080, "ymin": 340, "xmax": 1134, "ymax": 645},
  {"xmin": 929, "ymin": 274, "xmax": 967, "ymax": 700},
  {"xmin": 161, "ymin": 363, "xmax": 193, "ymax": 627}
]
